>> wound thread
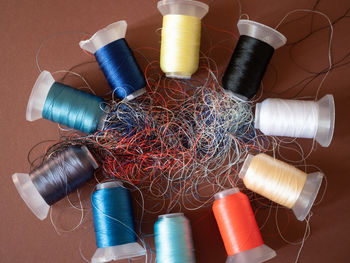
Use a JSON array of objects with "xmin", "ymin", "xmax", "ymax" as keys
[
  {"xmin": 241, "ymin": 153, "xmax": 307, "ymax": 209},
  {"xmin": 95, "ymin": 38, "xmax": 146, "ymax": 99},
  {"xmin": 222, "ymin": 35, "xmax": 274, "ymax": 100},
  {"xmin": 160, "ymin": 14, "xmax": 201, "ymax": 79},
  {"xmin": 256, "ymin": 98, "xmax": 319, "ymax": 138},
  {"xmin": 213, "ymin": 189, "xmax": 267, "ymax": 256},
  {"xmin": 92, "ymin": 182, "xmax": 137, "ymax": 248},
  {"xmin": 155, "ymin": 213, "xmax": 196, "ymax": 263},
  {"xmin": 42, "ymin": 82, "xmax": 105, "ymax": 133},
  {"xmin": 31, "ymin": 146, "xmax": 97, "ymax": 205}
]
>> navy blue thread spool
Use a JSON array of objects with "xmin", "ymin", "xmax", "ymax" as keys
[
  {"xmin": 26, "ymin": 70, "xmax": 106, "ymax": 133},
  {"xmin": 79, "ymin": 21, "xmax": 146, "ymax": 100},
  {"xmin": 222, "ymin": 20, "xmax": 287, "ymax": 101},
  {"xmin": 91, "ymin": 181, "xmax": 146, "ymax": 263},
  {"xmin": 12, "ymin": 146, "xmax": 98, "ymax": 220}
]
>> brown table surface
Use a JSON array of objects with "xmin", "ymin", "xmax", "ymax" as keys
[{"xmin": 1, "ymin": 0, "xmax": 349, "ymax": 262}]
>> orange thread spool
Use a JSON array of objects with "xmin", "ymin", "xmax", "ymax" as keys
[{"xmin": 213, "ymin": 188, "xmax": 275, "ymax": 263}]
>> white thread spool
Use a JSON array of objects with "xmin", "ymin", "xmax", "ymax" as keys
[{"xmin": 255, "ymin": 94, "xmax": 335, "ymax": 147}]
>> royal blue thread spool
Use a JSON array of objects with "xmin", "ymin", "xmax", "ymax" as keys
[
  {"xmin": 79, "ymin": 21, "xmax": 146, "ymax": 100},
  {"xmin": 91, "ymin": 181, "xmax": 146, "ymax": 263},
  {"xmin": 154, "ymin": 213, "xmax": 196, "ymax": 263},
  {"xmin": 26, "ymin": 70, "xmax": 106, "ymax": 133},
  {"xmin": 12, "ymin": 146, "xmax": 98, "ymax": 220}
]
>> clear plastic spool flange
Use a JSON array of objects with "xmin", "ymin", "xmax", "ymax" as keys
[
  {"xmin": 79, "ymin": 21, "xmax": 127, "ymax": 54},
  {"xmin": 237, "ymin": 19, "xmax": 287, "ymax": 49},
  {"xmin": 157, "ymin": 0, "xmax": 209, "ymax": 19},
  {"xmin": 92, "ymin": 181, "xmax": 146, "ymax": 263},
  {"xmin": 26, "ymin": 70, "xmax": 55, "ymax": 122}
]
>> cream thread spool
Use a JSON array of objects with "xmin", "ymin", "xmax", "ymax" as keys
[
  {"xmin": 239, "ymin": 153, "xmax": 324, "ymax": 221},
  {"xmin": 255, "ymin": 94, "xmax": 335, "ymax": 147},
  {"xmin": 157, "ymin": 0, "xmax": 209, "ymax": 79}
]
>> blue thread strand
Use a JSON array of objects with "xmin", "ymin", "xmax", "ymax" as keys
[
  {"xmin": 92, "ymin": 185, "xmax": 137, "ymax": 248},
  {"xmin": 94, "ymin": 38, "xmax": 146, "ymax": 99},
  {"xmin": 154, "ymin": 214, "xmax": 196, "ymax": 263},
  {"xmin": 42, "ymin": 82, "xmax": 105, "ymax": 133}
]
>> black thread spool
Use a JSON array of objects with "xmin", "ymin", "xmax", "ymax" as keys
[
  {"xmin": 12, "ymin": 146, "xmax": 98, "ymax": 220},
  {"xmin": 222, "ymin": 20, "xmax": 287, "ymax": 100}
]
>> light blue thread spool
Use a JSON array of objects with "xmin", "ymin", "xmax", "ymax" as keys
[
  {"xmin": 91, "ymin": 181, "xmax": 146, "ymax": 263},
  {"xmin": 154, "ymin": 213, "xmax": 196, "ymax": 263},
  {"xmin": 26, "ymin": 70, "xmax": 106, "ymax": 133}
]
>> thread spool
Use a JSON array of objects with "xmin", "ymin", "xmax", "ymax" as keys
[
  {"xmin": 213, "ymin": 188, "xmax": 276, "ymax": 263},
  {"xmin": 154, "ymin": 213, "xmax": 196, "ymax": 263},
  {"xmin": 222, "ymin": 20, "xmax": 287, "ymax": 100},
  {"xmin": 26, "ymin": 70, "xmax": 106, "ymax": 133},
  {"xmin": 79, "ymin": 21, "xmax": 146, "ymax": 100},
  {"xmin": 239, "ymin": 153, "xmax": 324, "ymax": 221},
  {"xmin": 91, "ymin": 181, "xmax": 146, "ymax": 263},
  {"xmin": 12, "ymin": 146, "xmax": 98, "ymax": 220},
  {"xmin": 158, "ymin": 0, "xmax": 209, "ymax": 79},
  {"xmin": 255, "ymin": 94, "xmax": 335, "ymax": 147}
]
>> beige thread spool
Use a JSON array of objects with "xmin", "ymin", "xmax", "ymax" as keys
[{"xmin": 239, "ymin": 153, "xmax": 323, "ymax": 221}]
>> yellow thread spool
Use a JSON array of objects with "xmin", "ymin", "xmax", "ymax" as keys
[
  {"xmin": 157, "ymin": 0, "xmax": 209, "ymax": 79},
  {"xmin": 161, "ymin": 15, "xmax": 201, "ymax": 79},
  {"xmin": 239, "ymin": 153, "xmax": 324, "ymax": 221}
]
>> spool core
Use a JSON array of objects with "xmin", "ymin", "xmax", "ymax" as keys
[
  {"xmin": 91, "ymin": 181, "xmax": 146, "ymax": 263},
  {"xmin": 239, "ymin": 154, "xmax": 324, "ymax": 221}
]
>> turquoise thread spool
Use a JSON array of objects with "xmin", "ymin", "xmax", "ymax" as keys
[
  {"xmin": 26, "ymin": 70, "xmax": 106, "ymax": 133},
  {"xmin": 154, "ymin": 213, "xmax": 196, "ymax": 263}
]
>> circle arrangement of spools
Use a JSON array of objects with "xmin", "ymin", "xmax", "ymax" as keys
[{"xmin": 12, "ymin": 1, "xmax": 336, "ymax": 263}]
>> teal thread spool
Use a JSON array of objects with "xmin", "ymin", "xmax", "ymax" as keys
[
  {"xmin": 154, "ymin": 213, "xmax": 196, "ymax": 263},
  {"xmin": 26, "ymin": 71, "xmax": 105, "ymax": 133}
]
